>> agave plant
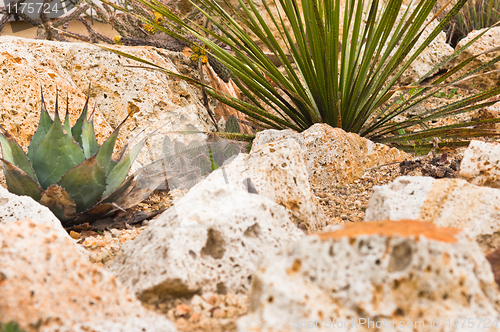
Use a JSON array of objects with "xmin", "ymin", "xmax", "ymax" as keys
[
  {"xmin": 0, "ymin": 89, "xmax": 145, "ymax": 227},
  {"xmin": 97, "ymin": 0, "xmax": 500, "ymax": 153}
]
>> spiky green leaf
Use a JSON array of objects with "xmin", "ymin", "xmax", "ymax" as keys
[
  {"xmin": 0, "ymin": 128, "xmax": 38, "ymax": 182},
  {"xmin": 27, "ymin": 98, "xmax": 53, "ymax": 160},
  {"xmin": 57, "ymin": 156, "xmax": 107, "ymax": 213},
  {"xmin": 1, "ymin": 159, "xmax": 43, "ymax": 201},
  {"xmin": 101, "ymin": 172, "xmax": 136, "ymax": 204},
  {"xmin": 63, "ymin": 97, "xmax": 71, "ymax": 134},
  {"xmin": 31, "ymin": 115, "xmax": 85, "ymax": 189},
  {"xmin": 101, "ymin": 141, "xmax": 145, "ymax": 199},
  {"xmin": 71, "ymin": 95, "xmax": 90, "ymax": 148},
  {"xmin": 80, "ymin": 113, "xmax": 99, "ymax": 158},
  {"xmin": 95, "ymin": 110, "xmax": 132, "ymax": 175}
]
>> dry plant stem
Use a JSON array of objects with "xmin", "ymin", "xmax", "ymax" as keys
[
  {"xmin": 0, "ymin": 13, "xmax": 9, "ymax": 32},
  {"xmin": 52, "ymin": 3, "xmax": 90, "ymax": 28},
  {"xmin": 199, "ymin": 61, "xmax": 220, "ymax": 132},
  {"xmin": 78, "ymin": 14, "xmax": 113, "ymax": 44},
  {"xmin": 17, "ymin": 12, "xmax": 41, "ymax": 27},
  {"xmin": 0, "ymin": 0, "xmax": 28, "ymax": 33}
]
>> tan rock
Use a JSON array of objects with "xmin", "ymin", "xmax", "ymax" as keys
[
  {"xmin": 366, "ymin": 176, "xmax": 500, "ymax": 253},
  {"xmin": 452, "ymin": 27, "xmax": 500, "ymax": 90},
  {"xmin": 460, "ymin": 140, "xmax": 500, "ymax": 188},
  {"xmin": 0, "ymin": 185, "xmax": 88, "ymax": 254},
  {"xmin": 109, "ymin": 178, "xmax": 304, "ymax": 302},
  {"xmin": 0, "ymin": 218, "xmax": 176, "ymax": 332},
  {"xmin": 252, "ymin": 124, "xmax": 409, "ymax": 188},
  {"xmin": 238, "ymin": 220, "xmax": 500, "ymax": 332},
  {"xmin": 203, "ymin": 138, "xmax": 326, "ymax": 231},
  {"xmin": 0, "ymin": 35, "xmax": 216, "ymax": 174}
]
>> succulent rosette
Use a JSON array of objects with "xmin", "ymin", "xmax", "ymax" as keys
[{"xmin": 0, "ymin": 89, "xmax": 144, "ymax": 227}]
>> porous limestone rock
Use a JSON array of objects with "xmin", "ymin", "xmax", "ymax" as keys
[
  {"xmin": 452, "ymin": 27, "xmax": 500, "ymax": 90},
  {"xmin": 0, "ymin": 35, "xmax": 214, "ymax": 173},
  {"xmin": 365, "ymin": 176, "xmax": 500, "ymax": 253},
  {"xmin": 0, "ymin": 218, "xmax": 177, "ymax": 332},
  {"xmin": 459, "ymin": 140, "xmax": 500, "ymax": 188},
  {"xmin": 0, "ymin": 185, "xmax": 84, "ymax": 251},
  {"xmin": 202, "ymin": 138, "xmax": 326, "ymax": 231},
  {"xmin": 108, "ymin": 177, "xmax": 304, "ymax": 304},
  {"xmin": 0, "ymin": 185, "xmax": 59, "ymax": 226},
  {"xmin": 238, "ymin": 220, "xmax": 500, "ymax": 332},
  {"xmin": 252, "ymin": 124, "xmax": 409, "ymax": 188}
]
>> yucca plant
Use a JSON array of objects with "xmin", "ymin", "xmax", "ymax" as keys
[
  {"xmin": 94, "ymin": 0, "xmax": 500, "ymax": 153},
  {"xmin": 0, "ymin": 89, "xmax": 145, "ymax": 227},
  {"xmin": 445, "ymin": 0, "xmax": 500, "ymax": 47}
]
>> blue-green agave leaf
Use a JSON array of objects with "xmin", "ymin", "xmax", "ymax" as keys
[
  {"xmin": 63, "ymin": 95, "xmax": 71, "ymax": 134},
  {"xmin": 80, "ymin": 104, "xmax": 99, "ymax": 158},
  {"xmin": 101, "ymin": 171, "xmax": 137, "ymax": 204},
  {"xmin": 101, "ymin": 140, "xmax": 145, "ymax": 199},
  {"xmin": 27, "ymin": 92, "xmax": 53, "ymax": 160},
  {"xmin": 0, "ymin": 126, "xmax": 38, "ymax": 182},
  {"xmin": 0, "ymin": 159, "xmax": 43, "ymax": 201},
  {"xmin": 96, "ymin": 131, "xmax": 119, "ymax": 175},
  {"xmin": 71, "ymin": 92, "xmax": 90, "ymax": 148},
  {"xmin": 96, "ymin": 110, "xmax": 133, "ymax": 175},
  {"xmin": 57, "ymin": 156, "xmax": 107, "ymax": 213},
  {"xmin": 31, "ymin": 113, "xmax": 86, "ymax": 189},
  {"xmin": 39, "ymin": 184, "xmax": 77, "ymax": 222}
]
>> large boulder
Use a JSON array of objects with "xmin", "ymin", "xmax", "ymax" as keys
[
  {"xmin": 238, "ymin": 220, "xmax": 500, "ymax": 332},
  {"xmin": 366, "ymin": 176, "xmax": 500, "ymax": 253},
  {"xmin": 0, "ymin": 218, "xmax": 177, "ymax": 332},
  {"xmin": 0, "ymin": 185, "xmax": 85, "ymax": 253},
  {"xmin": 0, "ymin": 185, "xmax": 60, "ymax": 227},
  {"xmin": 452, "ymin": 27, "xmax": 500, "ymax": 90},
  {"xmin": 108, "ymin": 177, "xmax": 304, "ymax": 304},
  {"xmin": 252, "ymin": 124, "xmax": 409, "ymax": 189},
  {"xmin": 459, "ymin": 140, "xmax": 500, "ymax": 188},
  {"xmin": 203, "ymin": 138, "xmax": 326, "ymax": 231},
  {"xmin": 0, "ymin": 36, "xmax": 215, "ymax": 173}
]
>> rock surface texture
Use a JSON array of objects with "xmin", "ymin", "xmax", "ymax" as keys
[
  {"xmin": 0, "ymin": 218, "xmax": 177, "ymax": 332},
  {"xmin": 203, "ymin": 138, "xmax": 326, "ymax": 231},
  {"xmin": 0, "ymin": 185, "xmax": 59, "ymax": 227},
  {"xmin": 459, "ymin": 140, "xmax": 500, "ymax": 188},
  {"xmin": 238, "ymin": 220, "xmax": 500, "ymax": 332},
  {"xmin": 365, "ymin": 176, "xmax": 500, "ymax": 253},
  {"xmin": 252, "ymin": 124, "xmax": 409, "ymax": 188},
  {"xmin": 453, "ymin": 27, "xmax": 500, "ymax": 90},
  {"xmin": 0, "ymin": 36, "xmax": 215, "ymax": 171},
  {"xmin": 0, "ymin": 185, "xmax": 83, "ymax": 250},
  {"xmin": 108, "ymin": 178, "xmax": 304, "ymax": 304}
]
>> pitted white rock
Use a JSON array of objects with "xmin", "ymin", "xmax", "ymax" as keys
[
  {"xmin": 238, "ymin": 221, "xmax": 500, "ymax": 332},
  {"xmin": 203, "ymin": 138, "xmax": 326, "ymax": 231},
  {"xmin": 109, "ymin": 177, "xmax": 304, "ymax": 303},
  {"xmin": 366, "ymin": 176, "xmax": 500, "ymax": 253}
]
